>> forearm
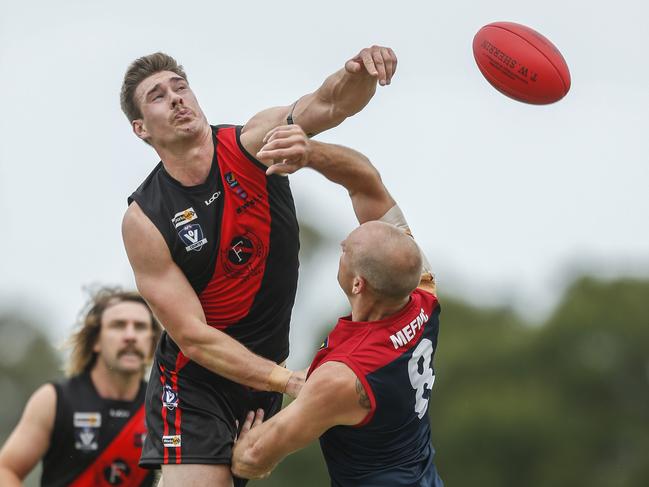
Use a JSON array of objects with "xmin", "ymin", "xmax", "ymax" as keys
[
  {"xmin": 233, "ymin": 416, "xmax": 314, "ymax": 478},
  {"xmin": 308, "ymin": 141, "xmax": 395, "ymax": 222},
  {"xmin": 233, "ymin": 421, "xmax": 286, "ymax": 478},
  {"xmin": 295, "ymin": 69, "xmax": 377, "ymax": 135},
  {"xmin": 308, "ymin": 141, "xmax": 378, "ymax": 192},
  {"xmin": 318, "ymin": 67, "xmax": 377, "ymax": 119},
  {"xmin": 178, "ymin": 323, "xmax": 291, "ymax": 393}
]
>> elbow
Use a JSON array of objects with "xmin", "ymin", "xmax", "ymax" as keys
[
  {"xmin": 0, "ymin": 464, "xmax": 23, "ymax": 485},
  {"xmin": 173, "ymin": 331, "xmax": 201, "ymax": 362},
  {"xmin": 350, "ymin": 161, "xmax": 384, "ymax": 195}
]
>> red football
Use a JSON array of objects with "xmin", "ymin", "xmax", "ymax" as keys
[{"xmin": 473, "ymin": 22, "xmax": 571, "ymax": 104}]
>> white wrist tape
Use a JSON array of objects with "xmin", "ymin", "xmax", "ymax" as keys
[{"xmin": 378, "ymin": 204, "xmax": 434, "ymax": 276}]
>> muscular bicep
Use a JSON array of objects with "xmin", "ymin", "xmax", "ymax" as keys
[
  {"xmin": 239, "ymin": 106, "xmax": 292, "ymax": 162},
  {"xmin": 269, "ymin": 362, "xmax": 366, "ymax": 450},
  {"xmin": 0, "ymin": 384, "xmax": 56, "ymax": 479},
  {"xmin": 122, "ymin": 203, "xmax": 206, "ymax": 345},
  {"xmin": 239, "ymin": 90, "xmax": 347, "ymax": 160}
]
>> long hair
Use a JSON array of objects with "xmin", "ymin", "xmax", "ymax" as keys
[{"xmin": 65, "ymin": 287, "xmax": 161, "ymax": 377}]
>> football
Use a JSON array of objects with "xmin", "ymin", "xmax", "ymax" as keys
[{"xmin": 473, "ymin": 22, "xmax": 571, "ymax": 104}]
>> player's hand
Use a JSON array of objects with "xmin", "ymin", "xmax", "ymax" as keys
[
  {"xmin": 232, "ymin": 409, "xmax": 272, "ymax": 480},
  {"xmin": 345, "ymin": 45, "xmax": 398, "ymax": 86},
  {"xmin": 257, "ymin": 125, "xmax": 311, "ymax": 176},
  {"xmin": 284, "ymin": 368, "xmax": 307, "ymax": 399}
]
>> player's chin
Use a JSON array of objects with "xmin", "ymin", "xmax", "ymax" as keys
[{"xmin": 176, "ymin": 120, "xmax": 202, "ymax": 136}]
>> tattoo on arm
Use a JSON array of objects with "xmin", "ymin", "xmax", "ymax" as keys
[{"xmin": 355, "ymin": 378, "xmax": 371, "ymax": 410}]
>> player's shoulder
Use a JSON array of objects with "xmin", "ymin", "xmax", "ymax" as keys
[
  {"xmin": 23, "ymin": 383, "xmax": 57, "ymax": 419},
  {"xmin": 311, "ymin": 361, "xmax": 356, "ymax": 384},
  {"xmin": 122, "ymin": 201, "xmax": 169, "ymax": 265},
  {"xmin": 122, "ymin": 201, "xmax": 158, "ymax": 236},
  {"xmin": 129, "ymin": 161, "xmax": 165, "ymax": 198}
]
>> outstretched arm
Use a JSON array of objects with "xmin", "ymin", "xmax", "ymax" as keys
[
  {"xmin": 122, "ymin": 203, "xmax": 304, "ymax": 397},
  {"xmin": 256, "ymin": 124, "xmax": 396, "ymax": 223},
  {"xmin": 231, "ymin": 362, "xmax": 368, "ymax": 479},
  {"xmin": 256, "ymin": 125, "xmax": 436, "ymax": 293},
  {"xmin": 0, "ymin": 385, "xmax": 56, "ymax": 486},
  {"xmin": 240, "ymin": 45, "xmax": 397, "ymax": 158}
]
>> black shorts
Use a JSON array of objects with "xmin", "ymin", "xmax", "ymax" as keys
[{"xmin": 140, "ymin": 334, "xmax": 283, "ymax": 486}]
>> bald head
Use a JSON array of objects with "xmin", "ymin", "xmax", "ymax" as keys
[{"xmin": 342, "ymin": 221, "xmax": 423, "ymax": 299}]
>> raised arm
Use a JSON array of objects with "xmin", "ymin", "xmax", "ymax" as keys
[
  {"xmin": 231, "ymin": 361, "xmax": 366, "ymax": 479},
  {"xmin": 240, "ymin": 45, "xmax": 397, "ymax": 157},
  {"xmin": 0, "ymin": 385, "xmax": 56, "ymax": 486},
  {"xmin": 121, "ymin": 203, "xmax": 303, "ymax": 397},
  {"xmin": 256, "ymin": 125, "xmax": 436, "ymax": 293},
  {"xmin": 255, "ymin": 124, "xmax": 396, "ymax": 223}
]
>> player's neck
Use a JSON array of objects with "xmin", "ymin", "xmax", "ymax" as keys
[
  {"xmin": 156, "ymin": 123, "xmax": 214, "ymax": 186},
  {"xmin": 349, "ymin": 294, "xmax": 410, "ymax": 323},
  {"xmin": 90, "ymin": 361, "xmax": 142, "ymax": 402}
]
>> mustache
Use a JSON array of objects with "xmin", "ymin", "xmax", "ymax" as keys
[{"xmin": 117, "ymin": 347, "xmax": 145, "ymax": 359}]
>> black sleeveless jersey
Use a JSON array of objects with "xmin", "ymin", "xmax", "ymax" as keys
[
  {"xmin": 41, "ymin": 373, "xmax": 153, "ymax": 487},
  {"xmin": 128, "ymin": 125, "xmax": 299, "ymax": 364}
]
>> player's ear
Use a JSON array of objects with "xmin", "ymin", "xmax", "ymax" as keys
[
  {"xmin": 92, "ymin": 331, "xmax": 101, "ymax": 354},
  {"xmin": 351, "ymin": 276, "xmax": 366, "ymax": 296},
  {"xmin": 132, "ymin": 119, "xmax": 148, "ymax": 141}
]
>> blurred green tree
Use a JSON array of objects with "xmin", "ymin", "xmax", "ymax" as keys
[{"xmin": 433, "ymin": 278, "xmax": 649, "ymax": 487}]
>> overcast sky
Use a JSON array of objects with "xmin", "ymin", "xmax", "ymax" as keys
[{"xmin": 1, "ymin": 0, "xmax": 647, "ymax": 367}]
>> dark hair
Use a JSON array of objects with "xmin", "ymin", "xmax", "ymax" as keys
[
  {"xmin": 120, "ymin": 52, "xmax": 188, "ymax": 122},
  {"xmin": 65, "ymin": 287, "xmax": 161, "ymax": 376}
]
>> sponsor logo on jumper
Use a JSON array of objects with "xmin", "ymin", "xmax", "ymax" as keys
[
  {"xmin": 133, "ymin": 431, "xmax": 146, "ymax": 448},
  {"xmin": 73, "ymin": 412, "xmax": 102, "ymax": 428},
  {"xmin": 319, "ymin": 337, "xmax": 329, "ymax": 350},
  {"xmin": 222, "ymin": 232, "xmax": 267, "ymax": 280},
  {"xmin": 389, "ymin": 308, "xmax": 430, "ymax": 349},
  {"xmin": 171, "ymin": 207, "xmax": 198, "ymax": 228},
  {"xmin": 178, "ymin": 223, "xmax": 207, "ymax": 252},
  {"xmin": 224, "ymin": 172, "xmax": 248, "ymax": 200},
  {"xmin": 103, "ymin": 459, "xmax": 130, "ymax": 485},
  {"xmin": 74, "ymin": 427, "xmax": 99, "ymax": 451},
  {"xmin": 163, "ymin": 435, "xmax": 182, "ymax": 448},
  {"xmin": 236, "ymin": 193, "xmax": 264, "ymax": 214},
  {"xmin": 109, "ymin": 408, "xmax": 130, "ymax": 418},
  {"xmin": 162, "ymin": 384, "xmax": 179, "ymax": 410},
  {"xmin": 204, "ymin": 191, "xmax": 221, "ymax": 206}
]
